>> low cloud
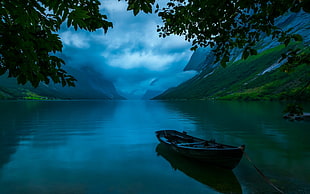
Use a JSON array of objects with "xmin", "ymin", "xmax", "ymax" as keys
[
  {"xmin": 59, "ymin": 0, "xmax": 194, "ymax": 99},
  {"xmin": 102, "ymin": 51, "xmax": 179, "ymax": 71}
]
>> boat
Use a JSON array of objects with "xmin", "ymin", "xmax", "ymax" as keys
[{"xmin": 155, "ymin": 130, "xmax": 245, "ymax": 169}]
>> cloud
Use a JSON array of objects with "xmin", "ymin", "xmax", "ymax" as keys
[
  {"xmin": 102, "ymin": 51, "xmax": 178, "ymax": 71},
  {"xmin": 60, "ymin": 31, "xmax": 90, "ymax": 48},
  {"xmin": 59, "ymin": 0, "xmax": 195, "ymax": 99},
  {"xmin": 100, "ymin": 0, "xmax": 128, "ymax": 12}
]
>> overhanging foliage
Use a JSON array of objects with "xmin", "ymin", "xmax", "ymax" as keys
[{"xmin": 0, "ymin": 0, "xmax": 309, "ymax": 87}]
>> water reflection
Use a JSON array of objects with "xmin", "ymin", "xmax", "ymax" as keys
[
  {"xmin": 0, "ymin": 100, "xmax": 309, "ymax": 193},
  {"xmin": 159, "ymin": 100, "xmax": 310, "ymax": 193},
  {"xmin": 0, "ymin": 100, "xmax": 118, "ymax": 169},
  {"xmin": 156, "ymin": 143, "xmax": 242, "ymax": 194}
]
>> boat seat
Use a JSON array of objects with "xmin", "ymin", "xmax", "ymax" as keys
[{"xmin": 167, "ymin": 134, "xmax": 194, "ymax": 143}]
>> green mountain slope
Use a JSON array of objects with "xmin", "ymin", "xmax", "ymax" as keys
[{"xmin": 154, "ymin": 44, "xmax": 310, "ymax": 101}]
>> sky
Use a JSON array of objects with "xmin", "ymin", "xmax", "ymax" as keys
[{"xmin": 59, "ymin": 0, "xmax": 197, "ymax": 99}]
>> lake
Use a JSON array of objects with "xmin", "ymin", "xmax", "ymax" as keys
[{"xmin": 0, "ymin": 100, "xmax": 309, "ymax": 194}]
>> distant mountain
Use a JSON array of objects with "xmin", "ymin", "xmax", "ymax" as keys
[
  {"xmin": 183, "ymin": 48, "xmax": 214, "ymax": 72},
  {"xmin": 141, "ymin": 90, "xmax": 163, "ymax": 100},
  {"xmin": 154, "ymin": 11, "xmax": 310, "ymax": 101},
  {"xmin": 0, "ymin": 66, "xmax": 125, "ymax": 100}
]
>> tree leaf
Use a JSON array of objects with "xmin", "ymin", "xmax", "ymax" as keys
[
  {"xmin": 250, "ymin": 49, "xmax": 257, "ymax": 56},
  {"xmin": 284, "ymin": 38, "xmax": 290, "ymax": 47},
  {"xmin": 242, "ymin": 50, "xmax": 249, "ymax": 60},
  {"xmin": 292, "ymin": 34, "xmax": 303, "ymax": 42}
]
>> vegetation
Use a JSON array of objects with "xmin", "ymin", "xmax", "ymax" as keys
[
  {"xmin": 156, "ymin": 0, "xmax": 310, "ymax": 68},
  {"xmin": 1, "ymin": 0, "xmax": 309, "ymax": 87},
  {"xmin": 0, "ymin": 86, "xmax": 49, "ymax": 100},
  {"xmin": 283, "ymin": 104, "xmax": 304, "ymax": 116},
  {"xmin": 154, "ymin": 44, "xmax": 310, "ymax": 101}
]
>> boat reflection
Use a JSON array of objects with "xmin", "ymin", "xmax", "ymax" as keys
[{"xmin": 156, "ymin": 143, "xmax": 243, "ymax": 194}]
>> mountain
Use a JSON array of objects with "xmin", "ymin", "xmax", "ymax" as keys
[
  {"xmin": 154, "ymin": 11, "xmax": 310, "ymax": 101},
  {"xmin": 0, "ymin": 66, "xmax": 125, "ymax": 100},
  {"xmin": 183, "ymin": 47, "xmax": 214, "ymax": 72},
  {"xmin": 141, "ymin": 90, "xmax": 163, "ymax": 100}
]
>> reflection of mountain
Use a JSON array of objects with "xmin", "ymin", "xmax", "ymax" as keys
[
  {"xmin": 0, "ymin": 66, "xmax": 125, "ymax": 100},
  {"xmin": 0, "ymin": 102, "xmax": 34, "ymax": 170},
  {"xmin": 0, "ymin": 130, "xmax": 19, "ymax": 170},
  {"xmin": 156, "ymin": 143, "xmax": 242, "ymax": 194},
  {"xmin": 159, "ymin": 100, "xmax": 274, "ymax": 129},
  {"xmin": 0, "ymin": 101, "xmax": 118, "ymax": 170},
  {"xmin": 158, "ymin": 100, "xmax": 296, "ymax": 133}
]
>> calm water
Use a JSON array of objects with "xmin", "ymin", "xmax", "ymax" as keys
[{"xmin": 0, "ymin": 100, "xmax": 309, "ymax": 194}]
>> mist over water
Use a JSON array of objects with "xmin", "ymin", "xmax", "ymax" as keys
[
  {"xmin": 0, "ymin": 100, "xmax": 309, "ymax": 193},
  {"xmin": 59, "ymin": 0, "xmax": 195, "ymax": 99}
]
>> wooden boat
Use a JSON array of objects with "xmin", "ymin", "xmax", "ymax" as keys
[{"xmin": 155, "ymin": 130, "xmax": 245, "ymax": 169}]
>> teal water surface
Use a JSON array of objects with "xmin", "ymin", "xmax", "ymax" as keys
[{"xmin": 0, "ymin": 100, "xmax": 309, "ymax": 194}]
